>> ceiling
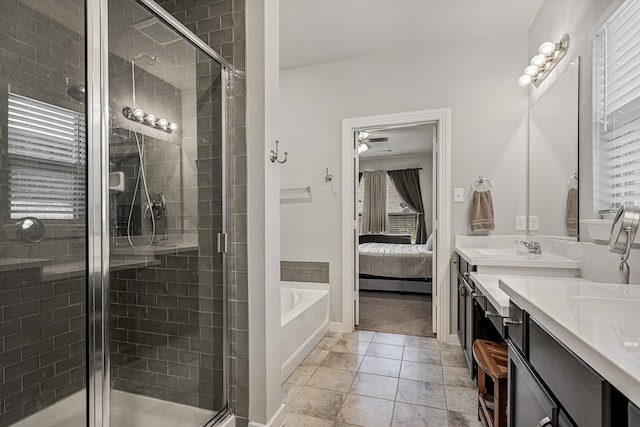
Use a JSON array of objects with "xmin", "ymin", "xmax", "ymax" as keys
[
  {"xmin": 280, "ymin": 0, "xmax": 543, "ymax": 70},
  {"xmin": 359, "ymin": 123, "xmax": 435, "ymax": 159}
]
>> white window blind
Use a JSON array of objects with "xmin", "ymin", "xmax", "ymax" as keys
[
  {"xmin": 594, "ymin": 0, "xmax": 640, "ymax": 210},
  {"xmin": 8, "ymin": 93, "xmax": 86, "ymax": 220}
]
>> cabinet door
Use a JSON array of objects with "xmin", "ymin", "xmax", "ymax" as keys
[
  {"xmin": 457, "ymin": 272, "xmax": 466, "ymax": 350},
  {"xmin": 630, "ymin": 402, "xmax": 640, "ymax": 427},
  {"xmin": 508, "ymin": 342, "xmax": 557, "ymax": 427},
  {"xmin": 464, "ymin": 278, "xmax": 474, "ymax": 372}
]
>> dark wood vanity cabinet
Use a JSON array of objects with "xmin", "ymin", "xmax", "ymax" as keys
[
  {"xmin": 629, "ymin": 402, "xmax": 640, "ymax": 427},
  {"xmin": 456, "ymin": 255, "xmax": 476, "ymax": 376}
]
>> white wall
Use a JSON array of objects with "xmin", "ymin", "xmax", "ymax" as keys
[
  {"xmin": 280, "ymin": 32, "xmax": 529, "ymax": 324},
  {"xmin": 359, "ymin": 154, "xmax": 433, "ymax": 234}
]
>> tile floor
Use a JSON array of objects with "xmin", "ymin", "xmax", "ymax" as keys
[{"xmin": 283, "ymin": 330, "xmax": 482, "ymax": 427}]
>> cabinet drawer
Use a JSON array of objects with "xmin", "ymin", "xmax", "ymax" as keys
[
  {"xmin": 630, "ymin": 402, "xmax": 640, "ymax": 427},
  {"xmin": 507, "ymin": 301, "xmax": 526, "ymax": 357},
  {"xmin": 508, "ymin": 341, "xmax": 558, "ymax": 427},
  {"xmin": 529, "ymin": 319, "xmax": 611, "ymax": 427}
]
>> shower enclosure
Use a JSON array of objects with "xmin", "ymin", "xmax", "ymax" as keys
[{"xmin": 0, "ymin": 0, "xmax": 230, "ymax": 426}]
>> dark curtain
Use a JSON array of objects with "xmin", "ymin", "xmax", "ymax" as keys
[
  {"xmin": 358, "ymin": 172, "xmax": 363, "ymax": 183},
  {"xmin": 387, "ymin": 168, "xmax": 428, "ymax": 244}
]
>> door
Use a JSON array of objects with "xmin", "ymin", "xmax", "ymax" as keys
[
  {"xmin": 432, "ymin": 125, "xmax": 438, "ymax": 334},
  {"xmin": 354, "ymin": 131, "xmax": 360, "ymax": 326}
]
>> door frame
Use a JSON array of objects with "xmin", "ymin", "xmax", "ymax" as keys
[{"xmin": 340, "ymin": 108, "xmax": 452, "ymax": 342}]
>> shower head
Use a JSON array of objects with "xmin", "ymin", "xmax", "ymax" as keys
[
  {"xmin": 67, "ymin": 85, "xmax": 85, "ymax": 102},
  {"xmin": 131, "ymin": 53, "xmax": 159, "ymax": 65}
]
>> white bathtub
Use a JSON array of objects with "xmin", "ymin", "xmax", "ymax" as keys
[{"xmin": 281, "ymin": 281, "xmax": 330, "ymax": 383}]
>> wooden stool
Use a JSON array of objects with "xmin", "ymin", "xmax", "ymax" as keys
[{"xmin": 472, "ymin": 339, "xmax": 508, "ymax": 427}]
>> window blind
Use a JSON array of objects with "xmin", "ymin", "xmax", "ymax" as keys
[
  {"xmin": 8, "ymin": 93, "xmax": 86, "ymax": 220},
  {"xmin": 594, "ymin": 0, "xmax": 640, "ymax": 210}
]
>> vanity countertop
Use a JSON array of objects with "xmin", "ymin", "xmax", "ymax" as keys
[
  {"xmin": 468, "ymin": 273, "xmax": 512, "ymax": 316},
  {"xmin": 499, "ymin": 277, "xmax": 640, "ymax": 407},
  {"xmin": 456, "ymin": 246, "xmax": 581, "ymax": 269}
]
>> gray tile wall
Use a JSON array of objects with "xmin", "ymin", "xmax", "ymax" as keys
[
  {"xmin": 109, "ymin": 251, "xmax": 224, "ymax": 411},
  {"xmin": 281, "ymin": 261, "xmax": 330, "ymax": 284},
  {"xmin": 0, "ymin": 268, "xmax": 86, "ymax": 427},
  {"xmin": 156, "ymin": 1, "xmax": 249, "ymax": 425}
]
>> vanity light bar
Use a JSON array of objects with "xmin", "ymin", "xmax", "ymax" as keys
[
  {"xmin": 518, "ymin": 34, "xmax": 570, "ymax": 88},
  {"xmin": 122, "ymin": 107, "xmax": 178, "ymax": 133}
]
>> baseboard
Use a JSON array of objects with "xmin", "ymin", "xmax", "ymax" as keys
[
  {"xmin": 218, "ymin": 414, "xmax": 236, "ymax": 427},
  {"xmin": 248, "ymin": 405, "xmax": 287, "ymax": 427},
  {"xmin": 329, "ymin": 321, "xmax": 353, "ymax": 333},
  {"xmin": 447, "ymin": 334, "xmax": 461, "ymax": 345}
]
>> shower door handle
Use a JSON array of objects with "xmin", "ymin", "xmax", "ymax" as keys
[{"xmin": 217, "ymin": 233, "xmax": 228, "ymax": 254}]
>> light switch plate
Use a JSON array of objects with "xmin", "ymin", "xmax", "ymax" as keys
[
  {"xmin": 529, "ymin": 215, "xmax": 539, "ymax": 231},
  {"xmin": 516, "ymin": 216, "xmax": 527, "ymax": 231},
  {"xmin": 454, "ymin": 188, "xmax": 464, "ymax": 203}
]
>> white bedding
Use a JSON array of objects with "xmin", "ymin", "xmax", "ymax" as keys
[{"xmin": 358, "ymin": 243, "xmax": 432, "ymax": 279}]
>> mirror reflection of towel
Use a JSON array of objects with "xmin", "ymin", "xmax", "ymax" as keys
[
  {"xmin": 566, "ymin": 188, "xmax": 578, "ymax": 232},
  {"xmin": 470, "ymin": 191, "xmax": 495, "ymax": 231}
]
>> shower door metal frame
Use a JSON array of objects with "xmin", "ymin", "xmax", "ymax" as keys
[{"xmin": 86, "ymin": 1, "xmax": 232, "ymax": 426}]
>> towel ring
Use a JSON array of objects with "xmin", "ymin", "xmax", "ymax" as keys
[
  {"xmin": 568, "ymin": 173, "xmax": 578, "ymax": 189},
  {"xmin": 473, "ymin": 176, "xmax": 492, "ymax": 192}
]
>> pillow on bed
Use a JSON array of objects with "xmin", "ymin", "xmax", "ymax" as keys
[{"xmin": 426, "ymin": 233, "xmax": 434, "ymax": 251}]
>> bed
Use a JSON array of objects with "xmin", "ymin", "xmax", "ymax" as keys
[{"xmin": 358, "ymin": 234, "xmax": 433, "ymax": 294}]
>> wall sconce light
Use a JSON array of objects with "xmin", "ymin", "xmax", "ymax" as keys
[
  {"xmin": 518, "ymin": 34, "xmax": 570, "ymax": 87},
  {"xmin": 122, "ymin": 107, "xmax": 177, "ymax": 133}
]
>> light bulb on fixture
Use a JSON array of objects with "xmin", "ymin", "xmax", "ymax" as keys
[
  {"xmin": 132, "ymin": 108, "xmax": 144, "ymax": 120},
  {"xmin": 524, "ymin": 65, "xmax": 539, "ymax": 77},
  {"xmin": 157, "ymin": 118, "xmax": 169, "ymax": 130},
  {"xmin": 358, "ymin": 142, "xmax": 369, "ymax": 154},
  {"xmin": 169, "ymin": 122, "xmax": 178, "ymax": 131},
  {"xmin": 144, "ymin": 113, "xmax": 157, "ymax": 125},
  {"xmin": 518, "ymin": 74, "xmax": 532, "ymax": 87},
  {"xmin": 358, "ymin": 131, "xmax": 369, "ymax": 141},
  {"xmin": 538, "ymin": 42, "xmax": 556, "ymax": 57},
  {"xmin": 530, "ymin": 55, "xmax": 546, "ymax": 67}
]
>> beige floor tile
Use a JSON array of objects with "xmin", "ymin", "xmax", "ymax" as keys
[
  {"xmin": 286, "ymin": 365, "xmax": 318, "ymax": 385},
  {"xmin": 330, "ymin": 338, "xmax": 370, "ymax": 355},
  {"xmin": 345, "ymin": 330, "xmax": 376, "ymax": 342},
  {"xmin": 316, "ymin": 336, "xmax": 341, "ymax": 350},
  {"xmin": 443, "ymin": 366, "xmax": 475, "ymax": 388},
  {"xmin": 320, "ymin": 352, "xmax": 364, "ymax": 371},
  {"xmin": 285, "ymin": 411, "xmax": 335, "ymax": 426},
  {"xmin": 392, "ymin": 402, "xmax": 450, "ymax": 426},
  {"xmin": 448, "ymin": 410, "xmax": 483, "ymax": 427},
  {"xmin": 396, "ymin": 379, "xmax": 447, "ymax": 409},
  {"xmin": 439, "ymin": 342, "xmax": 462, "ymax": 352},
  {"xmin": 359, "ymin": 355, "xmax": 402, "ymax": 377},
  {"xmin": 288, "ymin": 386, "xmax": 346, "ymax": 420},
  {"xmin": 307, "ymin": 367, "xmax": 357, "ymax": 393},
  {"xmin": 403, "ymin": 347, "xmax": 442, "ymax": 365},
  {"xmin": 445, "ymin": 386, "xmax": 478, "ymax": 415},
  {"xmin": 336, "ymin": 394, "xmax": 394, "ymax": 427},
  {"xmin": 372, "ymin": 332, "xmax": 407, "ymax": 346},
  {"xmin": 405, "ymin": 336, "xmax": 440, "ymax": 350},
  {"xmin": 302, "ymin": 349, "xmax": 330, "ymax": 367},
  {"xmin": 400, "ymin": 361, "xmax": 443, "ymax": 384},
  {"xmin": 349, "ymin": 372, "xmax": 398, "ymax": 400},
  {"xmin": 282, "ymin": 383, "xmax": 303, "ymax": 405},
  {"xmin": 366, "ymin": 343, "xmax": 404, "ymax": 360},
  {"xmin": 441, "ymin": 350, "xmax": 467, "ymax": 367}
]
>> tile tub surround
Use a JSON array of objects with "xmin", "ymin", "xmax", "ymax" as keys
[
  {"xmin": 0, "ymin": 267, "xmax": 86, "ymax": 427},
  {"xmin": 283, "ymin": 330, "xmax": 481, "ymax": 427},
  {"xmin": 499, "ymin": 277, "xmax": 640, "ymax": 408},
  {"xmin": 281, "ymin": 261, "xmax": 330, "ymax": 283}
]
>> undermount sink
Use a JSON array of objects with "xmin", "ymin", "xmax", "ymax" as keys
[{"xmin": 474, "ymin": 248, "xmax": 528, "ymax": 256}]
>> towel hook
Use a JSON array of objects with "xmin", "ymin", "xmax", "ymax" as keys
[
  {"xmin": 269, "ymin": 140, "xmax": 288, "ymax": 164},
  {"xmin": 325, "ymin": 167, "xmax": 333, "ymax": 182}
]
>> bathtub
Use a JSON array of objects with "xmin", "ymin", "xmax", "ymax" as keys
[{"xmin": 281, "ymin": 281, "xmax": 330, "ymax": 383}]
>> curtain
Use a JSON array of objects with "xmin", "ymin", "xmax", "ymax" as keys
[
  {"xmin": 358, "ymin": 172, "xmax": 363, "ymax": 183},
  {"xmin": 388, "ymin": 168, "xmax": 428, "ymax": 244},
  {"xmin": 362, "ymin": 170, "xmax": 387, "ymax": 233}
]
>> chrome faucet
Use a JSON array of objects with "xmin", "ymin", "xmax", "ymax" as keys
[{"xmin": 515, "ymin": 240, "xmax": 542, "ymax": 254}]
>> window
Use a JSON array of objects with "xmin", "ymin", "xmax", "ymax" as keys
[
  {"xmin": 8, "ymin": 93, "xmax": 86, "ymax": 220},
  {"xmin": 357, "ymin": 173, "xmax": 418, "ymax": 240},
  {"xmin": 594, "ymin": 0, "xmax": 640, "ymax": 211}
]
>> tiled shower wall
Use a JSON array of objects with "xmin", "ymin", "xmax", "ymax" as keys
[
  {"xmin": 281, "ymin": 261, "xmax": 330, "ymax": 284},
  {"xmin": 156, "ymin": 1, "xmax": 248, "ymax": 425}
]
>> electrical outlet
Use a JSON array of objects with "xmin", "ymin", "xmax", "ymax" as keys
[
  {"xmin": 454, "ymin": 188, "xmax": 464, "ymax": 203},
  {"xmin": 515, "ymin": 216, "xmax": 527, "ymax": 231},
  {"xmin": 529, "ymin": 215, "xmax": 539, "ymax": 231}
]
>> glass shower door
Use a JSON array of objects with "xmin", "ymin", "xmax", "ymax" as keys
[
  {"xmin": 0, "ymin": 1, "xmax": 88, "ymax": 426},
  {"xmin": 106, "ymin": 1, "xmax": 227, "ymax": 425}
]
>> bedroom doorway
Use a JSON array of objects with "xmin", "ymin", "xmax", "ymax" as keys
[
  {"xmin": 356, "ymin": 123, "xmax": 436, "ymax": 337},
  {"xmin": 340, "ymin": 108, "xmax": 452, "ymax": 343}
]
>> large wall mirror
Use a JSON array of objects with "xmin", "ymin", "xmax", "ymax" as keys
[{"xmin": 528, "ymin": 58, "xmax": 579, "ymax": 240}]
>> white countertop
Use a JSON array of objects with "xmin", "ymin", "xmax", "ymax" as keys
[
  {"xmin": 469, "ymin": 273, "xmax": 512, "ymax": 316},
  {"xmin": 499, "ymin": 277, "xmax": 640, "ymax": 407},
  {"xmin": 456, "ymin": 246, "xmax": 581, "ymax": 269}
]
